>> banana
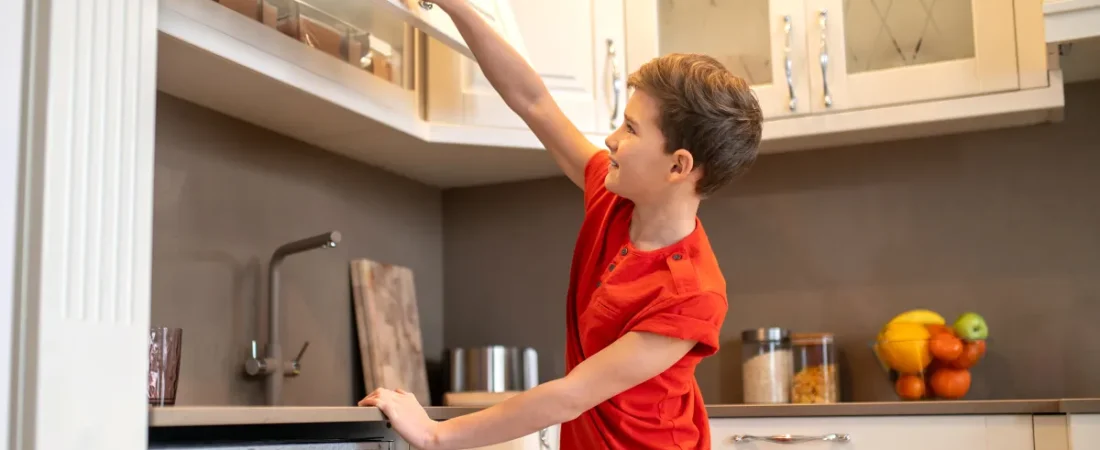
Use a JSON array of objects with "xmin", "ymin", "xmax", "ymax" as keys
[{"xmin": 886, "ymin": 309, "xmax": 946, "ymax": 327}]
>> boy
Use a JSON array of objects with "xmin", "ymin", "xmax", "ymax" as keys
[{"xmin": 358, "ymin": 1, "xmax": 763, "ymax": 448}]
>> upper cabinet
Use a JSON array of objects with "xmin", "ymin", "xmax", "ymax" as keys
[
  {"xmin": 157, "ymin": 0, "xmax": 537, "ymax": 187},
  {"xmin": 625, "ymin": 0, "xmax": 813, "ymax": 120},
  {"xmin": 626, "ymin": 0, "xmax": 1029, "ymax": 117},
  {"xmin": 811, "ymin": 0, "xmax": 1020, "ymax": 112},
  {"xmin": 156, "ymin": 0, "xmax": 1062, "ymax": 188},
  {"xmin": 1044, "ymin": 0, "xmax": 1100, "ymax": 43},
  {"xmin": 425, "ymin": 0, "xmax": 626, "ymax": 135},
  {"xmin": 623, "ymin": 0, "xmax": 1059, "ymax": 153}
]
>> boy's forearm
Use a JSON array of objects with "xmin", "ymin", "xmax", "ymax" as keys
[
  {"xmin": 436, "ymin": 1, "xmax": 550, "ymax": 116},
  {"xmin": 431, "ymin": 379, "xmax": 580, "ymax": 450}
]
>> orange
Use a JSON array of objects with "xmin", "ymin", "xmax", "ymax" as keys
[
  {"xmin": 925, "ymin": 323, "xmax": 952, "ymax": 336},
  {"xmin": 895, "ymin": 374, "xmax": 925, "ymax": 401},
  {"xmin": 930, "ymin": 368, "xmax": 971, "ymax": 399},
  {"xmin": 929, "ymin": 333, "xmax": 964, "ymax": 361},
  {"xmin": 949, "ymin": 340, "xmax": 987, "ymax": 369}
]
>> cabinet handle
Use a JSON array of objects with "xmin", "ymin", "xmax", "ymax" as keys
[
  {"xmin": 732, "ymin": 433, "xmax": 850, "ymax": 444},
  {"xmin": 783, "ymin": 15, "xmax": 795, "ymax": 111},
  {"xmin": 818, "ymin": 9, "xmax": 833, "ymax": 108},
  {"xmin": 606, "ymin": 38, "xmax": 624, "ymax": 130}
]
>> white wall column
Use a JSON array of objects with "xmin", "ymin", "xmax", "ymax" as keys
[
  {"xmin": 2, "ymin": 0, "xmax": 28, "ymax": 445},
  {"xmin": 11, "ymin": 0, "xmax": 159, "ymax": 448}
]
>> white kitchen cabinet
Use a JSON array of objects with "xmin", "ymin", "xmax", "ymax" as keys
[
  {"xmin": 624, "ymin": 0, "xmax": 813, "ymax": 120},
  {"xmin": 622, "ymin": 0, "xmax": 1059, "ymax": 155},
  {"xmin": 155, "ymin": 0, "xmax": 1062, "ymax": 188},
  {"xmin": 458, "ymin": 425, "xmax": 558, "ymax": 450},
  {"xmin": 626, "ymin": 0, "xmax": 1031, "ymax": 117},
  {"xmin": 425, "ymin": 0, "xmax": 626, "ymax": 135},
  {"xmin": 1044, "ymin": 0, "xmax": 1100, "ymax": 43},
  {"xmin": 1069, "ymin": 414, "xmax": 1100, "ymax": 450},
  {"xmin": 710, "ymin": 415, "xmax": 1036, "ymax": 449},
  {"xmin": 808, "ymin": 0, "xmax": 1021, "ymax": 113},
  {"xmin": 156, "ymin": 0, "xmax": 536, "ymax": 188}
]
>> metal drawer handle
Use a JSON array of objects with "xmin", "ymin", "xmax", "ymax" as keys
[
  {"xmin": 818, "ymin": 9, "xmax": 833, "ymax": 108},
  {"xmin": 606, "ymin": 38, "xmax": 624, "ymax": 130},
  {"xmin": 783, "ymin": 15, "xmax": 795, "ymax": 111},
  {"xmin": 731, "ymin": 433, "xmax": 850, "ymax": 444}
]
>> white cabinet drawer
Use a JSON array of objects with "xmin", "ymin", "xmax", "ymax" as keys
[{"xmin": 711, "ymin": 415, "xmax": 1034, "ymax": 450}]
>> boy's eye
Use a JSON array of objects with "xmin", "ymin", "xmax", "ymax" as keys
[{"xmin": 626, "ymin": 124, "xmax": 635, "ymax": 134}]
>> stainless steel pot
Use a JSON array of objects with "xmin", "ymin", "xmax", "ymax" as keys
[{"xmin": 448, "ymin": 346, "xmax": 538, "ymax": 392}]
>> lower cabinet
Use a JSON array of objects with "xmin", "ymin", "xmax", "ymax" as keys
[
  {"xmin": 1070, "ymin": 414, "xmax": 1100, "ymax": 450},
  {"xmin": 710, "ymin": 415, "xmax": 1036, "ymax": 449},
  {"xmin": 450, "ymin": 424, "xmax": 559, "ymax": 450}
]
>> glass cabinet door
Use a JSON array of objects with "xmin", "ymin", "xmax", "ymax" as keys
[
  {"xmin": 808, "ymin": 0, "xmax": 1021, "ymax": 113},
  {"xmin": 624, "ymin": 0, "xmax": 814, "ymax": 119}
]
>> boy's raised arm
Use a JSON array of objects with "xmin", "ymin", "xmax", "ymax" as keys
[{"xmin": 432, "ymin": 0, "xmax": 600, "ymax": 188}]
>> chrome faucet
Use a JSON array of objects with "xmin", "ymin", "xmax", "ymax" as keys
[{"xmin": 245, "ymin": 231, "xmax": 341, "ymax": 405}]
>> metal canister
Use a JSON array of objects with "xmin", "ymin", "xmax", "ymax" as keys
[{"xmin": 448, "ymin": 345, "xmax": 538, "ymax": 393}]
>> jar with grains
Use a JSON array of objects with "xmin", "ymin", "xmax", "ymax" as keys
[
  {"xmin": 791, "ymin": 332, "xmax": 839, "ymax": 404},
  {"xmin": 740, "ymin": 327, "xmax": 793, "ymax": 404}
]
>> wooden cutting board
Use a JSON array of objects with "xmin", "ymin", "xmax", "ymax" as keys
[{"xmin": 350, "ymin": 259, "xmax": 431, "ymax": 405}]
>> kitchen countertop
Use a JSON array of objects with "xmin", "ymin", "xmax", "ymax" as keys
[{"xmin": 149, "ymin": 398, "xmax": 1100, "ymax": 427}]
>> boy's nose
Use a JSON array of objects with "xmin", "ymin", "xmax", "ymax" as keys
[{"xmin": 605, "ymin": 136, "xmax": 617, "ymax": 153}]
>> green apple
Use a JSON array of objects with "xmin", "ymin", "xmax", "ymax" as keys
[{"xmin": 953, "ymin": 312, "xmax": 989, "ymax": 341}]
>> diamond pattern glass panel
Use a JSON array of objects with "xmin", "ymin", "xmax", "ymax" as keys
[
  {"xmin": 843, "ymin": 0, "xmax": 975, "ymax": 74},
  {"xmin": 657, "ymin": 0, "xmax": 773, "ymax": 85}
]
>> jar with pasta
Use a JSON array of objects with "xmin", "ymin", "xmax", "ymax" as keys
[
  {"xmin": 740, "ymin": 327, "xmax": 793, "ymax": 404},
  {"xmin": 790, "ymin": 332, "xmax": 839, "ymax": 404}
]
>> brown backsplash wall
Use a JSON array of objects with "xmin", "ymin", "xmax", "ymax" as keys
[
  {"xmin": 151, "ymin": 93, "xmax": 444, "ymax": 406},
  {"xmin": 443, "ymin": 81, "xmax": 1100, "ymax": 403}
]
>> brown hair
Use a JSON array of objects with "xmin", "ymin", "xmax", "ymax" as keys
[{"xmin": 627, "ymin": 53, "xmax": 763, "ymax": 196}]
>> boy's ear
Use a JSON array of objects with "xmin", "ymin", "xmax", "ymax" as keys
[{"xmin": 670, "ymin": 149, "xmax": 694, "ymax": 177}]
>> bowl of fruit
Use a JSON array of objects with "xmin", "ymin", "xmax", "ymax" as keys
[{"xmin": 872, "ymin": 309, "xmax": 988, "ymax": 401}]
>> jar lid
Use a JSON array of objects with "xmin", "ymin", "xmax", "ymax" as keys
[
  {"xmin": 741, "ymin": 327, "xmax": 790, "ymax": 343},
  {"xmin": 791, "ymin": 332, "xmax": 834, "ymax": 345}
]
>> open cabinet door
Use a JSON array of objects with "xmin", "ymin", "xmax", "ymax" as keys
[
  {"xmin": 304, "ymin": 0, "xmax": 528, "ymax": 61},
  {"xmin": 412, "ymin": 0, "xmax": 529, "ymax": 61}
]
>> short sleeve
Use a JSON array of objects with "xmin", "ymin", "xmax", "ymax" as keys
[
  {"xmin": 583, "ymin": 150, "xmax": 613, "ymax": 211},
  {"xmin": 626, "ymin": 292, "xmax": 727, "ymax": 357}
]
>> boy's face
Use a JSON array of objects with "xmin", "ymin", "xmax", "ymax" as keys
[{"xmin": 603, "ymin": 89, "xmax": 697, "ymax": 203}]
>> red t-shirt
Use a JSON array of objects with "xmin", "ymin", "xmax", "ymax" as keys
[{"xmin": 559, "ymin": 150, "xmax": 728, "ymax": 450}]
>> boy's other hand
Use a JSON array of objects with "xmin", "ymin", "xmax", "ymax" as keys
[{"xmin": 359, "ymin": 388, "xmax": 442, "ymax": 449}]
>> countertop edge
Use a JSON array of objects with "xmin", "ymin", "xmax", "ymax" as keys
[
  {"xmin": 148, "ymin": 399, "xmax": 1100, "ymax": 427},
  {"xmin": 1058, "ymin": 399, "xmax": 1100, "ymax": 414},
  {"xmin": 148, "ymin": 406, "xmax": 487, "ymax": 427},
  {"xmin": 704, "ymin": 399, "xmax": 1062, "ymax": 418}
]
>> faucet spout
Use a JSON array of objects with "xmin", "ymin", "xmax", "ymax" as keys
[{"xmin": 258, "ymin": 231, "xmax": 341, "ymax": 406}]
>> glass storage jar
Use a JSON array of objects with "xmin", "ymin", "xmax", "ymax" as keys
[
  {"xmin": 790, "ymin": 332, "xmax": 839, "ymax": 404},
  {"xmin": 740, "ymin": 327, "xmax": 792, "ymax": 404}
]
